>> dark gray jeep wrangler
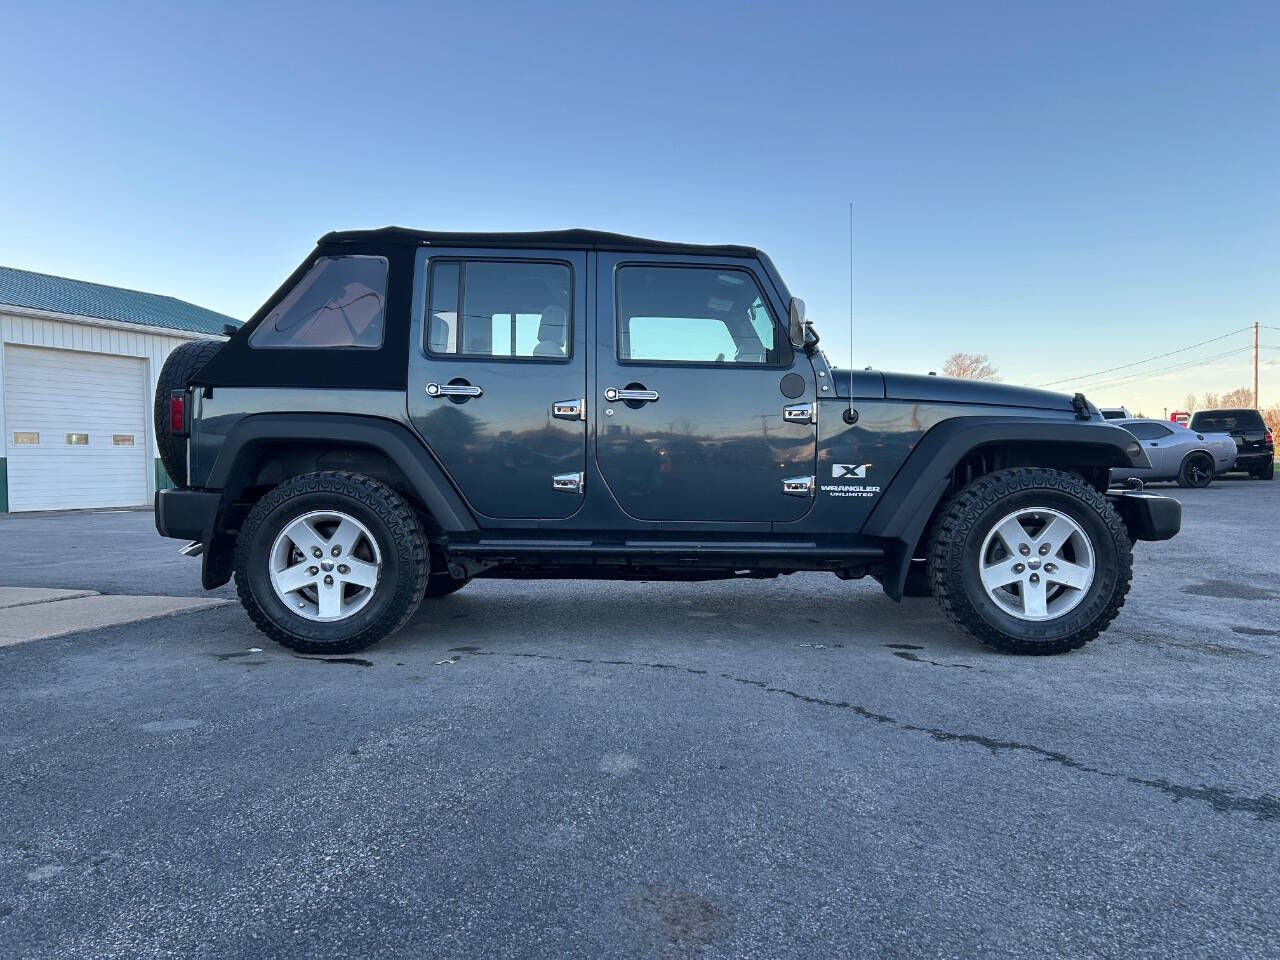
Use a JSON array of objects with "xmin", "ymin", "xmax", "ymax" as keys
[{"xmin": 154, "ymin": 227, "xmax": 1180, "ymax": 655}]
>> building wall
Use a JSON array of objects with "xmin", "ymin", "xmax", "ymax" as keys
[{"xmin": 0, "ymin": 306, "xmax": 216, "ymax": 511}]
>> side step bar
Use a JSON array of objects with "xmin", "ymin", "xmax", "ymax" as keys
[{"xmin": 448, "ymin": 539, "xmax": 883, "ymax": 561}]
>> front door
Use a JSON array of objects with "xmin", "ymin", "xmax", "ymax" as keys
[
  {"xmin": 408, "ymin": 249, "xmax": 588, "ymax": 520},
  {"xmin": 594, "ymin": 254, "xmax": 818, "ymax": 522},
  {"xmin": 1127, "ymin": 421, "xmax": 1173, "ymax": 476}
]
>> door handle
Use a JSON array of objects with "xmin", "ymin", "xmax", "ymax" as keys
[
  {"xmin": 783, "ymin": 402, "xmax": 816, "ymax": 424},
  {"xmin": 426, "ymin": 383, "xmax": 483, "ymax": 398},
  {"xmin": 552, "ymin": 398, "xmax": 586, "ymax": 421},
  {"xmin": 604, "ymin": 387, "xmax": 659, "ymax": 403}
]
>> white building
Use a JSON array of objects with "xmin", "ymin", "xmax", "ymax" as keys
[{"xmin": 0, "ymin": 266, "xmax": 237, "ymax": 512}]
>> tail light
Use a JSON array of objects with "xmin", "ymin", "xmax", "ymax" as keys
[
  {"xmin": 1266, "ymin": 431, "xmax": 1274, "ymax": 446},
  {"xmin": 169, "ymin": 391, "xmax": 187, "ymax": 436}
]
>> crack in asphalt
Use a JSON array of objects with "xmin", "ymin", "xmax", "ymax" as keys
[
  {"xmin": 890, "ymin": 650, "xmax": 973, "ymax": 669},
  {"xmin": 458, "ymin": 648, "xmax": 1280, "ymax": 823}
]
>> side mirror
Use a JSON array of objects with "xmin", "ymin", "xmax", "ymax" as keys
[{"xmin": 788, "ymin": 297, "xmax": 807, "ymax": 349}]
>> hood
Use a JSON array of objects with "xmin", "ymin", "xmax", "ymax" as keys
[{"xmin": 880, "ymin": 372, "xmax": 1077, "ymax": 412}]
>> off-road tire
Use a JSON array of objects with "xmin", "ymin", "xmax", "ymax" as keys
[
  {"xmin": 153, "ymin": 339, "xmax": 224, "ymax": 486},
  {"xmin": 926, "ymin": 467, "xmax": 1132, "ymax": 655},
  {"xmin": 425, "ymin": 572, "xmax": 471, "ymax": 598},
  {"xmin": 1176, "ymin": 452, "xmax": 1214, "ymax": 489},
  {"xmin": 234, "ymin": 471, "xmax": 429, "ymax": 654}
]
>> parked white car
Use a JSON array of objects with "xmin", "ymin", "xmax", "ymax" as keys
[{"xmin": 1110, "ymin": 418, "xmax": 1236, "ymax": 488}]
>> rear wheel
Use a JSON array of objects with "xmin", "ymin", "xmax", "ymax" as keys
[
  {"xmin": 927, "ymin": 467, "xmax": 1132, "ymax": 655},
  {"xmin": 234, "ymin": 471, "xmax": 428, "ymax": 654},
  {"xmin": 1176, "ymin": 453, "xmax": 1214, "ymax": 488}
]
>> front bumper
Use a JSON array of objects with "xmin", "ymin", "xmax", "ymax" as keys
[
  {"xmin": 1106, "ymin": 490, "xmax": 1181, "ymax": 542},
  {"xmin": 155, "ymin": 488, "xmax": 220, "ymax": 542}
]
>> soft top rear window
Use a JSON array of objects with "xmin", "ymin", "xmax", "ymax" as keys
[
  {"xmin": 250, "ymin": 255, "xmax": 388, "ymax": 349},
  {"xmin": 1190, "ymin": 409, "xmax": 1264, "ymax": 432}
]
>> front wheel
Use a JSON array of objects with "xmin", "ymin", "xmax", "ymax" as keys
[
  {"xmin": 234, "ymin": 471, "xmax": 429, "ymax": 654},
  {"xmin": 1177, "ymin": 453, "xmax": 1214, "ymax": 488},
  {"xmin": 927, "ymin": 468, "xmax": 1132, "ymax": 655}
]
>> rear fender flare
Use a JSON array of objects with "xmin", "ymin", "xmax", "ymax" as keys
[{"xmin": 198, "ymin": 413, "xmax": 477, "ymax": 588}]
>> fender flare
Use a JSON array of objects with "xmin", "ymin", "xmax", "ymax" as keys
[
  {"xmin": 197, "ymin": 413, "xmax": 477, "ymax": 590},
  {"xmin": 860, "ymin": 416, "xmax": 1146, "ymax": 601},
  {"xmin": 206, "ymin": 413, "xmax": 477, "ymax": 533}
]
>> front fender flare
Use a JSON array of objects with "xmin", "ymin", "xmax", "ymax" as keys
[{"xmin": 861, "ymin": 416, "xmax": 1146, "ymax": 601}]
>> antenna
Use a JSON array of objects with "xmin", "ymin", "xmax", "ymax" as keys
[{"xmin": 848, "ymin": 201, "xmax": 855, "ymax": 418}]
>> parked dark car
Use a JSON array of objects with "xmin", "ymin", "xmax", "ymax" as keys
[
  {"xmin": 1188, "ymin": 409, "xmax": 1274, "ymax": 480},
  {"xmin": 152, "ymin": 227, "xmax": 1180, "ymax": 657}
]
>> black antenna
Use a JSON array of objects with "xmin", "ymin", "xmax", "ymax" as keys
[{"xmin": 848, "ymin": 201, "xmax": 855, "ymax": 419}]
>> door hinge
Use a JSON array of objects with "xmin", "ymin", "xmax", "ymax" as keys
[
  {"xmin": 782, "ymin": 475, "xmax": 816, "ymax": 497},
  {"xmin": 552, "ymin": 398, "xmax": 586, "ymax": 421},
  {"xmin": 783, "ymin": 402, "xmax": 816, "ymax": 424},
  {"xmin": 552, "ymin": 472, "xmax": 585, "ymax": 494}
]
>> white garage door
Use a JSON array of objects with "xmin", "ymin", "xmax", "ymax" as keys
[{"xmin": 4, "ymin": 345, "xmax": 149, "ymax": 511}]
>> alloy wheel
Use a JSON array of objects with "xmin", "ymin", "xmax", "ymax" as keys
[
  {"xmin": 268, "ymin": 510, "xmax": 382, "ymax": 622},
  {"xmin": 978, "ymin": 507, "xmax": 1095, "ymax": 622}
]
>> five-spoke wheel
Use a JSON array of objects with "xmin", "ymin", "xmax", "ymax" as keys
[
  {"xmin": 927, "ymin": 467, "xmax": 1133, "ymax": 654},
  {"xmin": 978, "ymin": 507, "xmax": 1095, "ymax": 621},
  {"xmin": 235, "ymin": 472, "xmax": 428, "ymax": 654},
  {"xmin": 269, "ymin": 511, "xmax": 382, "ymax": 622}
]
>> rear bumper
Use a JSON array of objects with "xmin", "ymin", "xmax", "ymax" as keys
[
  {"xmin": 155, "ymin": 488, "xmax": 220, "ymax": 541},
  {"xmin": 1232, "ymin": 451, "xmax": 1274, "ymax": 469},
  {"xmin": 1106, "ymin": 490, "xmax": 1181, "ymax": 542}
]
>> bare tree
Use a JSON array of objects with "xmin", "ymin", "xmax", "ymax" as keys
[
  {"xmin": 1262, "ymin": 405, "xmax": 1280, "ymax": 442},
  {"xmin": 1216, "ymin": 386, "xmax": 1255, "ymax": 408},
  {"xmin": 942, "ymin": 352, "xmax": 999, "ymax": 381},
  {"xmin": 1183, "ymin": 393, "xmax": 1197, "ymax": 412}
]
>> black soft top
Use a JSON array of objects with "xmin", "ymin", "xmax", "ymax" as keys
[{"xmin": 319, "ymin": 226, "xmax": 760, "ymax": 258}]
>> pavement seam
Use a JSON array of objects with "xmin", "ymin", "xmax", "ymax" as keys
[
  {"xmin": 0, "ymin": 590, "xmax": 101, "ymax": 610},
  {"xmin": 458, "ymin": 647, "xmax": 1280, "ymax": 824}
]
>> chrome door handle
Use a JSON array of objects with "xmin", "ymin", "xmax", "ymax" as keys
[
  {"xmin": 552, "ymin": 398, "xmax": 586, "ymax": 421},
  {"xmin": 783, "ymin": 402, "xmax": 816, "ymax": 424},
  {"xmin": 426, "ymin": 383, "xmax": 483, "ymax": 398},
  {"xmin": 604, "ymin": 387, "xmax": 659, "ymax": 403}
]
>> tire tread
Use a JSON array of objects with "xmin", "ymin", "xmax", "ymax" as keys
[
  {"xmin": 234, "ymin": 471, "xmax": 428, "ymax": 654},
  {"xmin": 926, "ymin": 467, "xmax": 1132, "ymax": 655}
]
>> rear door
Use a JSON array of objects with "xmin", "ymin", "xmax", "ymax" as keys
[
  {"xmin": 407, "ymin": 248, "xmax": 588, "ymax": 520},
  {"xmin": 593, "ymin": 253, "xmax": 817, "ymax": 522}
]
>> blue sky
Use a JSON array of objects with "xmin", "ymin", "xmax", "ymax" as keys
[{"xmin": 1, "ymin": 0, "xmax": 1276, "ymax": 413}]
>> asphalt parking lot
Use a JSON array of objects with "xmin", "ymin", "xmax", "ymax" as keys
[{"xmin": 1, "ymin": 478, "xmax": 1278, "ymax": 959}]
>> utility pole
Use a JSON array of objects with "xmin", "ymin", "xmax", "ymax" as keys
[{"xmin": 1254, "ymin": 321, "xmax": 1260, "ymax": 407}]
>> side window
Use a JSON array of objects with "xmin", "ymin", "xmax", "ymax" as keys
[
  {"xmin": 616, "ymin": 266, "xmax": 784, "ymax": 365},
  {"xmin": 250, "ymin": 256, "xmax": 387, "ymax": 349},
  {"xmin": 427, "ymin": 260, "xmax": 572, "ymax": 360},
  {"xmin": 1128, "ymin": 422, "xmax": 1172, "ymax": 440}
]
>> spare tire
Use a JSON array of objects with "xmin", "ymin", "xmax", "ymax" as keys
[{"xmin": 153, "ymin": 339, "xmax": 224, "ymax": 487}]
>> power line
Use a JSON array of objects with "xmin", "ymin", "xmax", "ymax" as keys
[
  {"xmin": 1035, "ymin": 326, "xmax": 1252, "ymax": 387},
  {"xmin": 1078, "ymin": 346, "xmax": 1254, "ymax": 392}
]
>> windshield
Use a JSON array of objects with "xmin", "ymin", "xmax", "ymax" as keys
[{"xmin": 1190, "ymin": 409, "xmax": 1264, "ymax": 432}]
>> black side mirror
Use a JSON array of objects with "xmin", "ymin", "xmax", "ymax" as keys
[{"xmin": 788, "ymin": 298, "xmax": 807, "ymax": 349}]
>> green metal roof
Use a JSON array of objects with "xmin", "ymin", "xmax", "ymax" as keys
[{"xmin": 0, "ymin": 265, "xmax": 239, "ymax": 336}]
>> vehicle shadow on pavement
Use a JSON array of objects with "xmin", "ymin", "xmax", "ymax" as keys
[{"xmin": 383, "ymin": 575, "xmax": 983, "ymax": 659}]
